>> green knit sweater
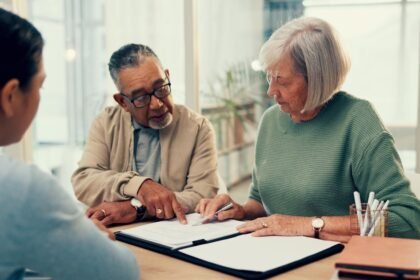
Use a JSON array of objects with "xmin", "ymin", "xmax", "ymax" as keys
[{"xmin": 250, "ymin": 92, "xmax": 420, "ymax": 239}]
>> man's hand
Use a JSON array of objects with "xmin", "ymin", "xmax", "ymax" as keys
[
  {"xmin": 86, "ymin": 201, "xmax": 137, "ymax": 227},
  {"xmin": 137, "ymin": 179, "xmax": 186, "ymax": 224}
]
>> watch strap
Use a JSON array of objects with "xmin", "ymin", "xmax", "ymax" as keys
[
  {"xmin": 314, "ymin": 226, "xmax": 321, "ymax": 239},
  {"xmin": 131, "ymin": 198, "xmax": 146, "ymax": 220}
]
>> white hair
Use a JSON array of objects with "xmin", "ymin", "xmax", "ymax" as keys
[{"xmin": 259, "ymin": 17, "xmax": 351, "ymax": 112}]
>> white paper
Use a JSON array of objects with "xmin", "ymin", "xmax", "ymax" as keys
[
  {"xmin": 180, "ymin": 234, "xmax": 340, "ymax": 272},
  {"xmin": 120, "ymin": 213, "xmax": 243, "ymax": 249}
]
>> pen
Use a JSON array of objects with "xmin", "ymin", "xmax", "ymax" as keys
[
  {"xmin": 367, "ymin": 200, "xmax": 389, "ymax": 237},
  {"xmin": 361, "ymin": 199, "xmax": 379, "ymax": 236},
  {"xmin": 353, "ymin": 191, "xmax": 363, "ymax": 235},
  {"xmin": 191, "ymin": 202, "xmax": 234, "ymax": 226},
  {"xmin": 367, "ymin": 192, "xmax": 375, "ymax": 208},
  {"xmin": 361, "ymin": 192, "xmax": 375, "ymax": 236}
]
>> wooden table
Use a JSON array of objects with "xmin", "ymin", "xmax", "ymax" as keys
[{"xmin": 112, "ymin": 223, "xmax": 340, "ymax": 280}]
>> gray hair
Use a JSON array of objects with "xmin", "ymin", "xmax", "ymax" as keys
[
  {"xmin": 259, "ymin": 17, "xmax": 350, "ymax": 112},
  {"xmin": 108, "ymin": 43, "xmax": 161, "ymax": 89}
]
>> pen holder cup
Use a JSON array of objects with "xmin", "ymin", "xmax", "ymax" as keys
[{"xmin": 349, "ymin": 203, "xmax": 388, "ymax": 237}]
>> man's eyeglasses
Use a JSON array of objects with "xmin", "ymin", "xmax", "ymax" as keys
[{"xmin": 120, "ymin": 81, "xmax": 171, "ymax": 109}]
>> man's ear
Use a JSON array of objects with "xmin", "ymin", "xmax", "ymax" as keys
[
  {"xmin": 0, "ymin": 79, "xmax": 20, "ymax": 118},
  {"xmin": 113, "ymin": 93, "xmax": 130, "ymax": 112}
]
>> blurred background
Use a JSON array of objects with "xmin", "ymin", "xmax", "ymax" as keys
[{"xmin": 1, "ymin": 0, "xmax": 419, "ymax": 200}]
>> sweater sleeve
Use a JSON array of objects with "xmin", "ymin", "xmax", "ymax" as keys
[
  {"xmin": 174, "ymin": 118, "xmax": 218, "ymax": 212},
  {"xmin": 72, "ymin": 111, "xmax": 149, "ymax": 207},
  {"xmin": 353, "ymin": 131, "xmax": 420, "ymax": 239},
  {"xmin": 249, "ymin": 166, "xmax": 262, "ymax": 203},
  {"xmin": 16, "ymin": 166, "xmax": 140, "ymax": 280}
]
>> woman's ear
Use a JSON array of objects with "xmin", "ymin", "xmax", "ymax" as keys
[{"xmin": 0, "ymin": 79, "xmax": 20, "ymax": 118}]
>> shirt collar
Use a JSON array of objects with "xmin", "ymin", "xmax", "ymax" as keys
[
  {"xmin": 132, "ymin": 118, "xmax": 143, "ymax": 130},
  {"xmin": 131, "ymin": 118, "xmax": 158, "ymax": 134}
]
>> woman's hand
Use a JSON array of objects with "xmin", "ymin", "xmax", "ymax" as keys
[
  {"xmin": 237, "ymin": 214, "xmax": 313, "ymax": 237},
  {"xmin": 195, "ymin": 194, "xmax": 246, "ymax": 221}
]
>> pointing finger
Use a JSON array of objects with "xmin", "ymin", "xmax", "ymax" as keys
[{"xmin": 172, "ymin": 200, "xmax": 186, "ymax": 224}]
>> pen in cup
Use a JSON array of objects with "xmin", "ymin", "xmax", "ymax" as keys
[
  {"xmin": 360, "ymin": 192, "xmax": 375, "ymax": 236},
  {"xmin": 361, "ymin": 199, "xmax": 379, "ymax": 236},
  {"xmin": 350, "ymin": 191, "xmax": 389, "ymax": 237},
  {"xmin": 353, "ymin": 191, "xmax": 363, "ymax": 234},
  {"xmin": 191, "ymin": 202, "xmax": 234, "ymax": 226},
  {"xmin": 367, "ymin": 200, "xmax": 389, "ymax": 237}
]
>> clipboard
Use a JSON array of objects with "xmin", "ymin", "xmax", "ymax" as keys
[
  {"xmin": 335, "ymin": 236, "xmax": 420, "ymax": 279},
  {"xmin": 115, "ymin": 216, "xmax": 344, "ymax": 279}
]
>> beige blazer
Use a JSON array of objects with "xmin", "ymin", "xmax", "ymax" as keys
[{"xmin": 72, "ymin": 104, "xmax": 218, "ymax": 212}]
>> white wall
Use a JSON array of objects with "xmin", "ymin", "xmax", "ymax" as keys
[{"xmin": 104, "ymin": 0, "xmax": 186, "ymax": 104}]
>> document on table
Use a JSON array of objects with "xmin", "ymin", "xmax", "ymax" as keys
[
  {"xmin": 119, "ymin": 213, "xmax": 244, "ymax": 250},
  {"xmin": 179, "ymin": 234, "xmax": 341, "ymax": 272}
]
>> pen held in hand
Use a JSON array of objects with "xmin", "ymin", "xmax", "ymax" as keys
[{"xmin": 191, "ymin": 202, "xmax": 234, "ymax": 226}]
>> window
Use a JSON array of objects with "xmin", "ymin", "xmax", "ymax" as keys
[
  {"xmin": 28, "ymin": 0, "xmax": 185, "ymax": 190},
  {"xmin": 5, "ymin": 0, "xmax": 420, "ymax": 190},
  {"xmin": 198, "ymin": 0, "xmax": 267, "ymax": 187},
  {"xmin": 304, "ymin": 0, "xmax": 420, "ymax": 170}
]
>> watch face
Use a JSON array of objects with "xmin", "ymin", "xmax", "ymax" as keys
[
  {"xmin": 131, "ymin": 198, "xmax": 142, "ymax": 208},
  {"xmin": 312, "ymin": 218, "xmax": 324, "ymax": 229}
]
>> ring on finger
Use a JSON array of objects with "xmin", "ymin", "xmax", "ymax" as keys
[
  {"xmin": 261, "ymin": 221, "xmax": 268, "ymax": 228},
  {"xmin": 156, "ymin": 208, "xmax": 163, "ymax": 215},
  {"xmin": 100, "ymin": 209, "xmax": 107, "ymax": 218}
]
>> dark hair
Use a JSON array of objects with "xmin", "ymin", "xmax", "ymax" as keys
[
  {"xmin": 0, "ymin": 8, "xmax": 44, "ymax": 90},
  {"xmin": 108, "ymin": 44, "xmax": 159, "ymax": 87}
]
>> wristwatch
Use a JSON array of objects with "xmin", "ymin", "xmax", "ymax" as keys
[
  {"xmin": 130, "ymin": 198, "xmax": 146, "ymax": 220},
  {"xmin": 311, "ymin": 217, "xmax": 325, "ymax": 239}
]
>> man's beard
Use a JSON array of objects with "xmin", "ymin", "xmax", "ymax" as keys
[{"xmin": 148, "ymin": 112, "xmax": 173, "ymax": 129}]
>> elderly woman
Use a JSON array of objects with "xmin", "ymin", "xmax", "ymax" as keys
[
  {"xmin": 0, "ymin": 8, "xmax": 138, "ymax": 279},
  {"xmin": 196, "ymin": 17, "xmax": 419, "ymax": 241}
]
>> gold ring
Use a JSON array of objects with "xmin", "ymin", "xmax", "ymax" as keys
[
  {"xmin": 261, "ymin": 222, "xmax": 268, "ymax": 228},
  {"xmin": 156, "ymin": 208, "xmax": 163, "ymax": 214},
  {"xmin": 100, "ymin": 209, "xmax": 106, "ymax": 217}
]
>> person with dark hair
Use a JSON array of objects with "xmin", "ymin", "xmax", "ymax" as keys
[
  {"xmin": 196, "ymin": 17, "xmax": 419, "ymax": 241},
  {"xmin": 0, "ymin": 8, "xmax": 139, "ymax": 280},
  {"xmin": 72, "ymin": 43, "xmax": 219, "ymax": 226}
]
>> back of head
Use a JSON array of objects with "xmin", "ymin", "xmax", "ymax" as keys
[
  {"xmin": 0, "ymin": 8, "xmax": 44, "ymax": 90},
  {"xmin": 259, "ymin": 17, "xmax": 350, "ymax": 112},
  {"xmin": 108, "ymin": 43, "xmax": 160, "ymax": 90}
]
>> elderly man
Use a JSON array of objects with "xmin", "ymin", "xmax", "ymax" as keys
[{"xmin": 72, "ymin": 44, "xmax": 218, "ymax": 225}]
